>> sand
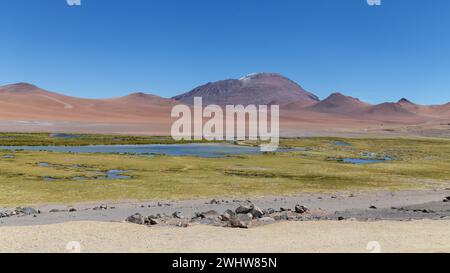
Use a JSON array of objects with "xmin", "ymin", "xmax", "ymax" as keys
[{"xmin": 1, "ymin": 220, "xmax": 450, "ymax": 253}]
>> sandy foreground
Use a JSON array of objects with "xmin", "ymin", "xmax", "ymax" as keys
[{"xmin": 1, "ymin": 220, "xmax": 450, "ymax": 253}]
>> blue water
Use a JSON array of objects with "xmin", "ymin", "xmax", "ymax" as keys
[
  {"xmin": 333, "ymin": 141, "xmax": 352, "ymax": 147},
  {"xmin": 342, "ymin": 157, "xmax": 392, "ymax": 165},
  {"xmin": 0, "ymin": 143, "xmax": 264, "ymax": 158}
]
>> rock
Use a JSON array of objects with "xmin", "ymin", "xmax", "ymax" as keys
[
  {"xmin": 147, "ymin": 218, "xmax": 159, "ymax": 225},
  {"xmin": 125, "ymin": 213, "xmax": 145, "ymax": 225},
  {"xmin": 172, "ymin": 211, "xmax": 183, "ymax": 219},
  {"xmin": 421, "ymin": 209, "xmax": 434, "ymax": 214},
  {"xmin": 93, "ymin": 205, "xmax": 108, "ymax": 211},
  {"xmin": 273, "ymin": 212, "xmax": 289, "ymax": 221},
  {"xmin": 220, "ymin": 209, "xmax": 235, "ymax": 221},
  {"xmin": 69, "ymin": 208, "xmax": 77, "ymax": 212},
  {"xmin": 369, "ymin": 205, "xmax": 377, "ymax": 209},
  {"xmin": 279, "ymin": 207, "xmax": 289, "ymax": 212},
  {"xmin": 229, "ymin": 213, "xmax": 253, "ymax": 228},
  {"xmin": 49, "ymin": 209, "xmax": 61, "ymax": 213},
  {"xmin": 267, "ymin": 208, "xmax": 276, "ymax": 214},
  {"xmin": 235, "ymin": 204, "xmax": 254, "ymax": 214},
  {"xmin": 249, "ymin": 206, "xmax": 264, "ymax": 219},
  {"xmin": 338, "ymin": 216, "xmax": 345, "ymax": 221},
  {"xmin": 294, "ymin": 205, "xmax": 309, "ymax": 214},
  {"xmin": 208, "ymin": 199, "xmax": 220, "ymax": 205},
  {"xmin": 199, "ymin": 210, "xmax": 220, "ymax": 220},
  {"xmin": 19, "ymin": 207, "xmax": 39, "ymax": 215}
]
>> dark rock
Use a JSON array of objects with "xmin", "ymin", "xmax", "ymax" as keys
[
  {"xmin": 126, "ymin": 213, "xmax": 145, "ymax": 225},
  {"xmin": 69, "ymin": 208, "xmax": 77, "ymax": 212},
  {"xmin": 208, "ymin": 199, "xmax": 220, "ymax": 205},
  {"xmin": 249, "ymin": 206, "xmax": 264, "ymax": 219},
  {"xmin": 267, "ymin": 208, "xmax": 276, "ymax": 214},
  {"xmin": 338, "ymin": 216, "xmax": 345, "ymax": 221},
  {"xmin": 220, "ymin": 209, "xmax": 235, "ymax": 222},
  {"xmin": 294, "ymin": 205, "xmax": 309, "ymax": 214},
  {"xmin": 235, "ymin": 204, "xmax": 254, "ymax": 214},
  {"xmin": 172, "ymin": 211, "xmax": 183, "ymax": 219},
  {"xmin": 369, "ymin": 206, "xmax": 377, "ymax": 209},
  {"xmin": 229, "ymin": 213, "xmax": 253, "ymax": 228},
  {"xmin": 49, "ymin": 209, "xmax": 61, "ymax": 213},
  {"xmin": 147, "ymin": 218, "xmax": 159, "ymax": 225}
]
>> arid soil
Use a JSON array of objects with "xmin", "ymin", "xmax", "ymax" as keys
[{"xmin": 1, "ymin": 220, "xmax": 450, "ymax": 253}]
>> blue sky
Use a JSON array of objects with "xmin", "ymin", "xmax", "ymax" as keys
[{"xmin": 1, "ymin": 0, "xmax": 449, "ymax": 104}]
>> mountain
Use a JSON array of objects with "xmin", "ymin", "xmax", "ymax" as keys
[
  {"xmin": 306, "ymin": 92, "xmax": 370, "ymax": 115},
  {"xmin": 172, "ymin": 73, "xmax": 319, "ymax": 106},
  {"xmin": 0, "ymin": 79, "xmax": 449, "ymax": 137}
]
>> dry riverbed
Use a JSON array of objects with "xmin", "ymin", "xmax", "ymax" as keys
[{"xmin": 1, "ymin": 189, "xmax": 450, "ymax": 253}]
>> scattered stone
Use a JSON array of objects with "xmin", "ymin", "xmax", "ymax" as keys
[
  {"xmin": 199, "ymin": 210, "xmax": 220, "ymax": 220},
  {"xmin": 125, "ymin": 213, "xmax": 145, "ymax": 225},
  {"xmin": 220, "ymin": 209, "xmax": 235, "ymax": 221},
  {"xmin": 208, "ymin": 199, "xmax": 221, "ymax": 205},
  {"xmin": 249, "ymin": 206, "xmax": 264, "ymax": 219},
  {"xmin": 18, "ymin": 207, "xmax": 39, "ymax": 215},
  {"xmin": 172, "ymin": 211, "xmax": 183, "ymax": 219},
  {"xmin": 229, "ymin": 213, "xmax": 252, "ymax": 228},
  {"xmin": 235, "ymin": 204, "xmax": 254, "ymax": 214},
  {"xmin": 294, "ymin": 205, "xmax": 309, "ymax": 214},
  {"xmin": 273, "ymin": 212, "xmax": 289, "ymax": 221},
  {"xmin": 147, "ymin": 217, "xmax": 159, "ymax": 225},
  {"xmin": 369, "ymin": 205, "xmax": 377, "ymax": 209}
]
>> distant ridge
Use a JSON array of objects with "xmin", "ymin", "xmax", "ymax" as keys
[{"xmin": 0, "ymin": 75, "xmax": 449, "ymax": 136}]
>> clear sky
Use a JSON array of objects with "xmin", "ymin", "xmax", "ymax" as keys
[{"xmin": 1, "ymin": 0, "xmax": 449, "ymax": 104}]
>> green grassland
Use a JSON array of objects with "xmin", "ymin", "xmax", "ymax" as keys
[
  {"xmin": 0, "ymin": 132, "xmax": 207, "ymax": 146},
  {"xmin": 1, "ymin": 136, "xmax": 450, "ymax": 206}
]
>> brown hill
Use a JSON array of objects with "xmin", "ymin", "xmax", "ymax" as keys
[
  {"xmin": 0, "ymin": 83, "xmax": 175, "ymax": 123},
  {"xmin": 306, "ymin": 92, "xmax": 370, "ymax": 115}
]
